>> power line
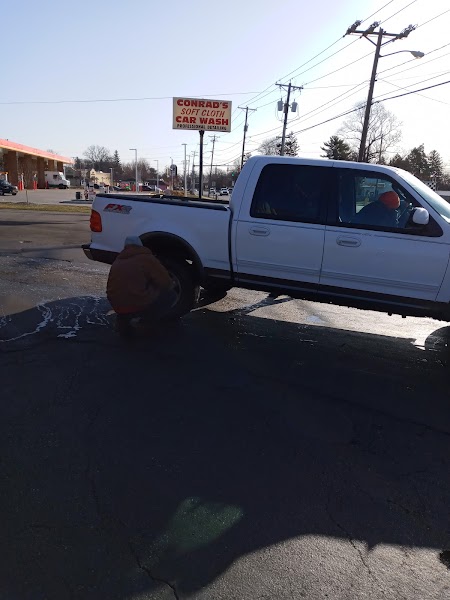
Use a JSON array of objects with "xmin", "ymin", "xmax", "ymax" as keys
[
  {"xmin": 363, "ymin": 0, "xmax": 397, "ymax": 23},
  {"xmin": 295, "ymin": 81, "xmax": 368, "ymax": 123},
  {"xmin": 303, "ymin": 69, "xmax": 450, "ymax": 88},
  {"xmin": 304, "ymin": 51, "xmax": 374, "ymax": 85},
  {"xmin": 381, "ymin": 78, "xmax": 450, "ymax": 105},
  {"xmin": 416, "ymin": 7, "xmax": 450, "ymax": 29},
  {"xmin": 279, "ymin": 38, "xmax": 361, "ymax": 84},
  {"xmin": 291, "ymin": 78, "xmax": 450, "ymax": 135},
  {"xmin": 277, "ymin": 0, "xmax": 399, "ymax": 85},
  {"xmin": 0, "ymin": 91, "xmax": 261, "ymax": 106},
  {"xmin": 240, "ymin": 2, "xmax": 402, "ymax": 111},
  {"xmin": 374, "ymin": 78, "xmax": 450, "ymax": 103},
  {"xmin": 379, "ymin": 0, "xmax": 418, "ymax": 24}
]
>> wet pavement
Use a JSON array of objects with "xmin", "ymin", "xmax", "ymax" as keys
[{"xmin": 1, "ymin": 211, "xmax": 449, "ymax": 599}]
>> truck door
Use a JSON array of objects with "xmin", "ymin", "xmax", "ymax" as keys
[
  {"xmin": 234, "ymin": 162, "xmax": 331, "ymax": 291},
  {"xmin": 320, "ymin": 168, "xmax": 450, "ymax": 301}
]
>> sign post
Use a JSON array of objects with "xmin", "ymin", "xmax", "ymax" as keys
[
  {"xmin": 173, "ymin": 97, "xmax": 232, "ymax": 199},
  {"xmin": 198, "ymin": 130, "xmax": 204, "ymax": 200}
]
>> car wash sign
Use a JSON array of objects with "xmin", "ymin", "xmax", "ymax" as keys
[{"xmin": 173, "ymin": 97, "xmax": 232, "ymax": 132}]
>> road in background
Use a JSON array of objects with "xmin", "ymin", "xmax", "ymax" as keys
[{"xmin": 0, "ymin": 210, "xmax": 449, "ymax": 599}]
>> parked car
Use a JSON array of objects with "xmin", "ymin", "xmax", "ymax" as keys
[
  {"xmin": 209, "ymin": 187, "xmax": 217, "ymax": 195},
  {"xmin": 83, "ymin": 155, "xmax": 450, "ymax": 322},
  {"xmin": 220, "ymin": 188, "xmax": 229, "ymax": 195},
  {"xmin": 0, "ymin": 180, "xmax": 18, "ymax": 195}
]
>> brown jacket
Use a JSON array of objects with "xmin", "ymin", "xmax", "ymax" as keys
[{"xmin": 106, "ymin": 246, "xmax": 172, "ymax": 314}]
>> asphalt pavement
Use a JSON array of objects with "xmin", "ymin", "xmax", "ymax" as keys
[
  {"xmin": 3, "ymin": 188, "xmax": 81, "ymax": 205},
  {"xmin": 0, "ymin": 210, "xmax": 449, "ymax": 599}
]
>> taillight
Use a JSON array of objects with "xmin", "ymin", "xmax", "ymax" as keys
[{"xmin": 90, "ymin": 209, "xmax": 102, "ymax": 232}]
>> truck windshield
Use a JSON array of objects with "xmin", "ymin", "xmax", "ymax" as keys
[{"xmin": 399, "ymin": 169, "xmax": 450, "ymax": 224}]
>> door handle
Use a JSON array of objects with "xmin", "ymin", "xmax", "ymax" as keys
[
  {"xmin": 249, "ymin": 226, "xmax": 270, "ymax": 236},
  {"xmin": 336, "ymin": 236, "xmax": 361, "ymax": 247}
]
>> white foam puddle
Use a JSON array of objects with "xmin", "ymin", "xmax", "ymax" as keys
[{"xmin": 0, "ymin": 297, "xmax": 109, "ymax": 343}]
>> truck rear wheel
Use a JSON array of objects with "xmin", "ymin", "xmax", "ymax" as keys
[{"xmin": 159, "ymin": 257, "xmax": 200, "ymax": 319}]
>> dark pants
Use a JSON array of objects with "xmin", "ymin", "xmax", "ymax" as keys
[{"xmin": 116, "ymin": 289, "xmax": 177, "ymax": 333}]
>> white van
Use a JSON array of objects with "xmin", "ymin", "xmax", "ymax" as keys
[{"xmin": 45, "ymin": 171, "xmax": 70, "ymax": 189}]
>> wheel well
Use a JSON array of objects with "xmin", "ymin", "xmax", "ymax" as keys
[{"xmin": 140, "ymin": 233, "xmax": 203, "ymax": 283}]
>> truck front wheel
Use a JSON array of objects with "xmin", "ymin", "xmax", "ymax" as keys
[{"xmin": 159, "ymin": 257, "xmax": 200, "ymax": 319}]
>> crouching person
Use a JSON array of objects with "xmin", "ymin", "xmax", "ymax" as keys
[{"xmin": 107, "ymin": 236, "xmax": 176, "ymax": 337}]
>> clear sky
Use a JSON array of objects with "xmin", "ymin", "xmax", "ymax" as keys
[{"xmin": 1, "ymin": 0, "xmax": 449, "ymax": 172}]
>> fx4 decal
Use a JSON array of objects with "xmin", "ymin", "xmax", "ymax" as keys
[{"xmin": 103, "ymin": 203, "xmax": 132, "ymax": 214}]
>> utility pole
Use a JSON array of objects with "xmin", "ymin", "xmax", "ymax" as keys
[
  {"xmin": 182, "ymin": 143, "xmax": 187, "ymax": 197},
  {"xmin": 239, "ymin": 106, "xmax": 257, "ymax": 168},
  {"xmin": 129, "ymin": 148, "xmax": 138, "ymax": 192},
  {"xmin": 191, "ymin": 150, "xmax": 196, "ymax": 194},
  {"xmin": 154, "ymin": 160, "xmax": 159, "ymax": 191},
  {"xmin": 208, "ymin": 134, "xmax": 217, "ymax": 191},
  {"xmin": 186, "ymin": 155, "xmax": 191, "ymax": 190},
  {"xmin": 276, "ymin": 81, "xmax": 302, "ymax": 155},
  {"xmin": 345, "ymin": 21, "xmax": 417, "ymax": 162}
]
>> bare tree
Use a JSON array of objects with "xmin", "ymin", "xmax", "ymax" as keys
[
  {"xmin": 339, "ymin": 102, "xmax": 402, "ymax": 163},
  {"xmin": 83, "ymin": 145, "xmax": 112, "ymax": 170},
  {"xmin": 257, "ymin": 136, "xmax": 280, "ymax": 156},
  {"xmin": 257, "ymin": 132, "xmax": 298, "ymax": 156}
]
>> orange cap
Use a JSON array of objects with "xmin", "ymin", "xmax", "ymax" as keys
[{"xmin": 379, "ymin": 191, "xmax": 400, "ymax": 209}]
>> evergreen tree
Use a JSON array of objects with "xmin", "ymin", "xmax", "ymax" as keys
[
  {"xmin": 283, "ymin": 132, "xmax": 299, "ymax": 157},
  {"xmin": 405, "ymin": 144, "xmax": 430, "ymax": 179},
  {"xmin": 427, "ymin": 149, "xmax": 444, "ymax": 181},
  {"xmin": 388, "ymin": 153, "xmax": 410, "ymax": 170},
  {"xmin": 321, "ymin": 136, "xmax": 354, "ymax": 160},
  {"xmin": 112, "ymin": 150, "xmax": 122, "ymax": 178}
]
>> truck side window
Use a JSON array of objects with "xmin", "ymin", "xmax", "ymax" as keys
[
  {"xmin": 336, "ymin": 170, "xmax": 442, "ymax": 237},
  {"xmin": 250, "ymin": 164, "xmax": 327, "ymax": 223}
]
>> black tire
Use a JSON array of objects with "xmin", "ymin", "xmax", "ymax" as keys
[
  {"xmin": 12, "ymin": 191, "xmax": 17, "ymax": 196},
  {"xmin": 158, "ymin": 256, "xmax": 200, "ymax": 319}
]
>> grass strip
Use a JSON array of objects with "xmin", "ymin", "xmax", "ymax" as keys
[{"xmin": 0, "ymin": 202, "xmax": 91, "ymax": 213}]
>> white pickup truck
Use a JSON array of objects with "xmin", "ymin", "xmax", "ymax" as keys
[{"xmin": 83, "ymin": 155, "xmax": 450, "ymax": 321}]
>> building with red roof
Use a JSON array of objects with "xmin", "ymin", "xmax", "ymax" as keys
[{"xmin": 0, "ymin": 138, "xmax": 73, "ymax": 189}]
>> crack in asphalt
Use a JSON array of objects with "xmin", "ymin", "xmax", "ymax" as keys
[
  {"xmin": 86, "ymin": 468, "xmax": 180, "ymax": 600},
  {"xmin": 325, "ymin": 493, "xmax": 393, "ymax": 598},
  {"xmin": 127, "ymin": 540, "xmax": 180, "ymax": 600},
  {"xmin": 83, "ymin": 397, "xmax": 180, "ymax": 600}
]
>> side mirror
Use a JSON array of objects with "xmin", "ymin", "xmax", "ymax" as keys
[{"xmin": 412, "ymin": 207, "xmax": 429, "ymax": 226}]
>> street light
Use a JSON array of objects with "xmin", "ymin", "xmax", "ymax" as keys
[
  {"xmin": 129, "ymin": 148, "xmax": 138, "ymax": 192},
  {"xmin": 380, "ymin": 50, "xmax": 424, "ymax": 58},
  {"xmin": 358, "ymin": 44, "xmax": 424, "ymax": 162},
  {"xmin": 153, "ymin": 160, "xmax": 159, "ymax": 191}
]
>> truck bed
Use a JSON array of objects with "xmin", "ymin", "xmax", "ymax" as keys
[
  {"xmin": 87, "ymin": 193, "xmax": 232, "ymax": 274},
  {"xmin": 97, "ymin": 193, "xmax": 230, "ymax": 210}
]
